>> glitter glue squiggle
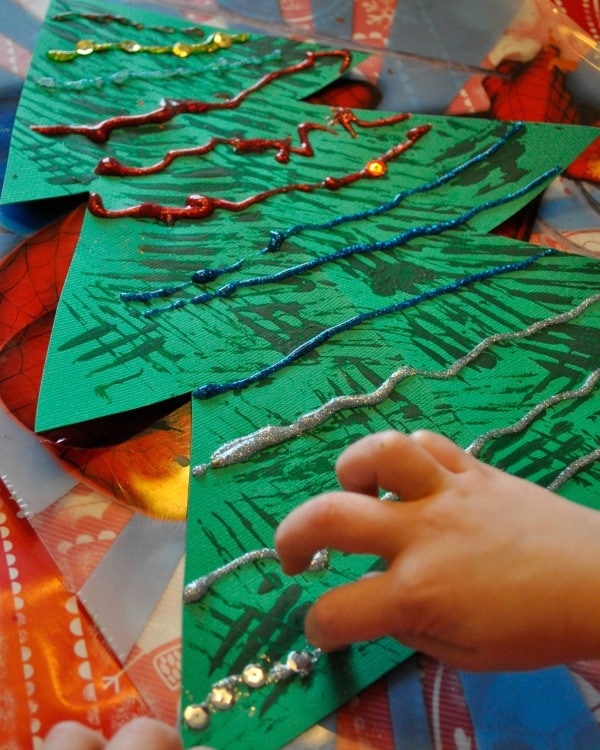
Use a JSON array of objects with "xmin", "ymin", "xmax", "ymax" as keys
[
  {"xmin": 191, "ymin": 294, "xmax": 599, "ymax": 476},
  {"xmin": 548, "ymin": 449, "xmax": 600, "ymax": 491},
  {"xmin": 34, "ymin": 49, "xmax": 284, "ymax": 91},
  {"xmin": 265, "ymin": 121, "xmax": 525, "ymax": 254},
  {"xmin": 191, "ymin": 248, "xmax": 557, "ymax": 401},
  {"xmin": 89, "ymin": 125, "xmax": 430, "ymax": 223},
  {"xmin": 465, "ymin": 368, "xmax": 600, "ymax": 457},
  {"xmin": 183, "ymin": 548, "xmax": 328, "ymax": 604},
  {"xmin": 140, "ymin": 167, "xmax": 559, "ymax": 316}
]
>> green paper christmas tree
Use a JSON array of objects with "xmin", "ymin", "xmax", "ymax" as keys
[{"xmin": 2, "ymin": 1, "xmax": 599, "ymax": 748}]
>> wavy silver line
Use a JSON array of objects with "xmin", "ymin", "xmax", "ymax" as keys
[
  {"xmin": 548, "ymin": 448, "xmax": 600, "ymax": 492},
  {"xmin": 466, "ymin": 369, "xmax": 600, "ymax": 457},
  {"xmin": 192, "ymin": 295, "xmax": 600, "ymax": 477},
  {"xmin": 184, "ymin": 548, "xmax": 328, "ymax": 604}
]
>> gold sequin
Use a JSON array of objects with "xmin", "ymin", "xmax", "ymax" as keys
[
  {"xmin": 47, "ymin": 33, "xmax": 250, "ymax": 62},
  {"xmin": 366, "ymin": 159, "xmax": 386, "ymax": 177}
]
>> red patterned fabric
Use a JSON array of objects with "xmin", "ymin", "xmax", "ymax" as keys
[
  {"xmin": 552, "ymin": 0, "xmax": 600, "ymax": 39},
  {"xmin": 0, "ymin": 481, "xmax": 150, "ymax": 748},
  {"xmin": 336, "ymin": 677, "xmax": 396, "ymax": 750}
]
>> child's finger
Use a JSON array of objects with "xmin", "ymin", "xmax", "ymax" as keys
[
  {"xmin": 108, "ymin": 718, "xmax": 183, "ymax": 750},
  {"xmin": 304, "ymin": 570, "xmax": 404, "ymax": 651},
  {"xmin": 387, "ymin": 628, "xmax": 480, "ymax": 671},
  {"xmin": 410, "ymin": 430, "xmax": 473, "ymax": 473},
  {"xmin": 42, "ymin": 722, "xmax": 106, "ymax": 750},
  {"xmin": 335, "ymin": 430, "xmax": 451, "ymax": 500},
  {"xmin": 276, "ymin": 491, "xmax": 401, "ymax": 574}
]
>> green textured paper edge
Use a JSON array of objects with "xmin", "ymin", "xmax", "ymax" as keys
[
  {"xmin": 182, "ymin": 241, "xmax": 600, "ymax": 749},
  {"xmin": 34, "ymin": 117, "xmax": 598, "ymax": 430}
]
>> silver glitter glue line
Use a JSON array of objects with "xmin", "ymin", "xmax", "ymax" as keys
[
  {"xmin": 183, "ymin": 548, "xmax": 328, "ymax": 604},
  {"xmin": 547, "ymin": 449, "xmax": 600, "ymax": 492},
  {"xmin": 191, "ymin": 295, "xmax": 600, "ymax": 477},
  {"xmin": 465, "ymin": 368, "xmax": 600, "ymax": 457}
]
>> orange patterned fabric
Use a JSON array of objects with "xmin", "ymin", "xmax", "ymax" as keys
[{"xmin": 0, "ymin": 480, "xmax": 151, "ymax": 747}]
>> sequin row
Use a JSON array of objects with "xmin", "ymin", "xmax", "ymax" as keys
[
  {"xmin": 191, "ymin": 294, "xmax": 600, "ymax": 476},
  {"xmin": 182, "ymin": 648, "xmax": 321, "ymax": 731},
  {"xmin": 34, "ymin": 49, "xmax": 283, "ymax": 91},
  {"xmin": 47, "ymin": 31, "xmax": 250, "ymax": 61}
]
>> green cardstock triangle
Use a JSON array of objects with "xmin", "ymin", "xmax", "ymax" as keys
[
  {"xmin": 182, "ymin": 237, "xmax": 600, "ymax": 749},
  {"xmin": 2, "ymin": 0, "xmax": 361, "ymax": 206},
  {"xmin": 4, "ymin": 2, "xmax": 600, "ymax": 747},
  {"xmin": 2, "ymin": 3, "xmax": 594, "ymax": 432},
  {"xmin": 28, "ymin": 100, "xmax": 597, "ymax": 430}
]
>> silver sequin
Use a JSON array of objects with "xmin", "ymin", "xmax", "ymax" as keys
[
  {"xmin": 286, "ymin": 650, "xmax": 316, "ymax": 675},
  {"xmin": 183, "ymin": 703, "xmax": 211, "ymax": 730},
  {"xmin": 242, "ymin": 664, "xmax": 267, "ymax": 688}
]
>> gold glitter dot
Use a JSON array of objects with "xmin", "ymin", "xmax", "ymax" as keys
[
  {"xmin": 212, "ymin": 32, "xmax": 233, "ymax": 49},
  {"xmin": 173, "ymin": 41, "xmax": 192, "ymax": 57},
  {"xmin": 366, "ymin": 159, "xmax": 386, "ymax": 177},
  {"xmin": 76, "ymin": 40, "xmax": 95, "ymax": 55},
  {"xmin": 121, "ymin": 40, "xmax": 141, "ymax": 53}
]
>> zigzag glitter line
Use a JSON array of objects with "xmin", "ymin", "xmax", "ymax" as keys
[
  {"xmin": 548, "ymin": 449, "xmax": 600, "ymax": 491},
  {"xmin": 191, "ymin": 293, "xmax": 600, "ymax": 476},
  {"xmin": 121, "ymin": 123, "xmax": 524, "ymax": 310},
  {"xmin": 466, "ymin": 369, "xmax": 600, "ymax": 457},
  {"xmin": 264, "ymin": 121, "xmax": 525, "ymax": 253}
]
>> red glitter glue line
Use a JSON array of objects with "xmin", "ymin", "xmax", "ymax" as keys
[
  {"xmin": 95, "ymin": 122, "xmax": 337, "ymax": 176},
  {"xmin": 329, "ymin": 109, "xmax": 411, "ymax": 138},
  {"xmin": 95, "ymin": 111, "xmax": 414, "ymax": 176},
  {"xmin": 30, "ymin": 49, "xmax": 352, "ymax": 144},
  {"xmin": 88, "ymin": 124, "xmax": 431, "ymax": 224}
]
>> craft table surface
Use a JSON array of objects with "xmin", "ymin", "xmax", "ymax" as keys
[{"xmin": 1, "ymin": 1, "xmax": 599, "ymax": 748}]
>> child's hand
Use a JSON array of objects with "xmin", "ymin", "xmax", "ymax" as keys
[
  {"xmin": 42, "ymin": 718, "xmax": 213, "ymax": 749},
  {"xmin": 276, "ymin": 430, "xmax": 600, "ymax": 672}
]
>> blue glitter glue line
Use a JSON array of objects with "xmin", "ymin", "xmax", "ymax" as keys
[
  {"xmin": 145, "ymin": 166, "xmax": 560, "ymax": 318},
  {"xmin": 192, "ymin": 247, "xmax": 557, "ymax": 400},
  {"xmin": 265, "ymin": 121, "xmax": 525, "ymax": 253},
  {"xmin": 121, "ymin": 259, "xmax": 244, "ymax": 303},
  {"xmin": 128, "ymin": 124, "xmax": 524, "ymax": 312}
]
